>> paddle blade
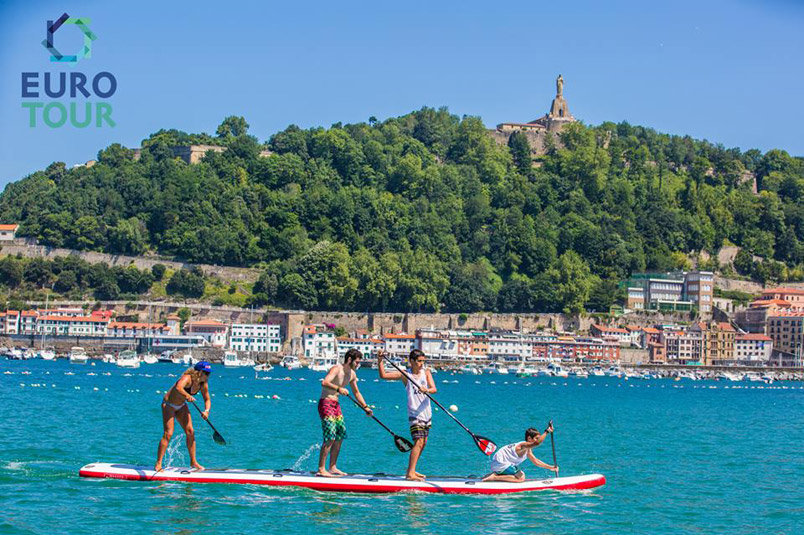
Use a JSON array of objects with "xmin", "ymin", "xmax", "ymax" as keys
[
  {"xmin": 474, "ymin": 435, "xmax": 496, "ymax": 455},
  {"xmin": 212, "ymin": 431, "xmax": 227, "ymax": 445},
  {"xmin": 394, "ymin": 435, "xmax": 413, "ymax": 453}
]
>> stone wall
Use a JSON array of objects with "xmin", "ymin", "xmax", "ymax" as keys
[{"xmin": 0, "ymin": 244, "xmax": 259, "ymax": 283}]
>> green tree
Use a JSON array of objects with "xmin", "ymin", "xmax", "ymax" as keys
[{"xmin": 216, "ymin": 116, "xmax": 250, "ymax": 139}]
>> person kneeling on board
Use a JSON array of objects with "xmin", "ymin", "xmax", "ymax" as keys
[
  {"xmin": 317, "ymin": 348, "xmax": 373, "ymax": 477},
  {"xmin": 482, "ymin": 423, "xmax": 558, "ymax": 482},
  {"xmin": 155, "ymin": 361, "xmax": 213, "ymax": 472}
]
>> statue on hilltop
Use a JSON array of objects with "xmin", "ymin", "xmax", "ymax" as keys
[{"xmin": 556, "ymin": 74, "xmax": 564, "ymax": 97}]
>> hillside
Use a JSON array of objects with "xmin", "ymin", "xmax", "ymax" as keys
[{"xmin": 1, "ymin": 110, "xmax": 802, "ymax": 313}]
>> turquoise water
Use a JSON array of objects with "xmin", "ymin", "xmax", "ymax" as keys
[{"xmin": 1, "ymin": 359, "xmax": 803, "ymax": 535}]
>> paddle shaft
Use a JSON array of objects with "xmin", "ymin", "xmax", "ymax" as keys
[
  {"xmin": 549, "ymin": 424, "xmax": 559, "ymax": 477},
  {"xmin": 382, "ymin": 357, "xmax": 474, "ymax": 436},
  {"xmin": 344, "ymin": 394, "xmax": 395, "ymax": 436},
  {"xmin": 191, "ymin": 400, "xmax": 224, "ymax": 439}
]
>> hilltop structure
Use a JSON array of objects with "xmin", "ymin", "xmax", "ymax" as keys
[{"xmin": 489, "ymin": 74, "xmax": 578, "ymax": 158}]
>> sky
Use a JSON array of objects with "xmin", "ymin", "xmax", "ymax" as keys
[{"xmin": 1, "ymin": 0, "xmax": 803, "ymax": 186}]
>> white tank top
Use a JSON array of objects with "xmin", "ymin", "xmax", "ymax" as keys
[
  {"xmin": 405, "ymin": 368, "xmax": 432, "ymax": 423},
  {"xmin": 490, "ymin": 442, "xmax": 528, "ymax": 472}
]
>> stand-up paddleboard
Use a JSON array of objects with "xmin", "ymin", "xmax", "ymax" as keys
[{"xmin": 79, "ymin": 463, "xmax": 605, "ymax": 494}]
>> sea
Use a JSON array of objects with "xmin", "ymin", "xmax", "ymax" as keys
[{"xmin": 1, "ymin": 358, "xmax": 802, "ymax": 535}]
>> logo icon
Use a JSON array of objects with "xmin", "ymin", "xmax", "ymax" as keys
[{"xmin": 41, "ymin": 13, "xmax": 97, "ymax": 63}]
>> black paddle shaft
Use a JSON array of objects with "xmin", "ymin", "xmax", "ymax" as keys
[
  {"xmin": 191, "ymin": 401, "xmax": 226, "ymax": 445},
  {"xmin": 381, "ymin": 356, "xmax": 495, "ymax": 453},
  {"xmin": 548, "ymin": 420, "xmax": 559, "ymax": 477}
]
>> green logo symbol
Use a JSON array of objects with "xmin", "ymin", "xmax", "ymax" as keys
[{"xmin": 41, "ymin": 13, "xmax": 97, "ymax": 63}]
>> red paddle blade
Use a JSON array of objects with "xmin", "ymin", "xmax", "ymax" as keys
[{"xmin": 474, "ymin": 435, "xmax": 497, "ymax": 455}]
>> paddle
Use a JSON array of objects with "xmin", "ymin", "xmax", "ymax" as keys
[
  {"xmin": 548, "ymin": 420, "xmax": 559, "ymax": 477},
  {"xmin": 380, "ymin": 355, "xmax": 496, "ymax": 455},
  {"xmin": 343, "ymin": 394, "xmax": 413, "ymax": 453},
  {"xmin": 191, "ymin": 401, "xmax": 226, "ymax": 445}
]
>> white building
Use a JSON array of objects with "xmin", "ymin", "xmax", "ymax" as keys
[
  {"xmin": 383, "ymin": 333, "xmax": 416, "ymax": 357},
  {"xmin": 0, "ymin": 224, "xmax": 19, "ymax": 241},
  {"xmin": 185, "ymin": 320, "xmax": 228, "ymax": 348},
  {"xmin": 107, "ymin": 322, "xmax": 171, "ymax": 338},
  {"xmin": 35, "ymin": 315, "xmax": 109, "ymax": 337},
  {"xmin": 303, "ymin": 325, "xmax": 336, "ymax": 359},
  {"xmin": 229, "ymin": 323, "xmax": 282, "ymax": 353},
  {"xmin": 416, "ymin": 328, "xmax": 460, "ymax": 360},
  {"xmin": 735, "ymin": 333, "xmax": 773, "ymax": 363},
  {"xmin": 336, "ymin": 337, "xmax": 373, "ymax": 359},
  {"xmin": 487, "ymin": 332, "xmax": 531, "ymax": 362}
]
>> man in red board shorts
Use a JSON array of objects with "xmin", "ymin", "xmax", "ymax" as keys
[{"xmin": 317, "ymin": 349, "xmax": 372, "ymax": 477}]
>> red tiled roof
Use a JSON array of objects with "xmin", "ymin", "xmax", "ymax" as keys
[
  {"xmin": 21, "ymin": 311, "xmax": 38, "ymax": 316},
  {"xmin": 716, "ymin": 322, "xmax": 736, "ymax": 332},
  {"xmin": 761, "ymin": 287, "xmax": 804, "ymax": 295},
  {"xmin": 736, "ymin": 334, "xmax": 771, "ymax": 341},
  {"xmin": 108, "ymin": 322, "xmax": 168, "ymax": 329},
  {"xmin": 750, "ymin": 299, "xmax": 792, "ymax": 308},
  {"xmin": 383, "ymin": 333, "xmax": 415, "ymax": 339},
  {"xmin": 38, "ymin": 315, "xmax": 108, "ymax": 323},
  {"xmin": 0, "ymin": 224, "xmax": 19, "ymax": 231},
  {"xmin": 642, "ymin": 327, "xmax": 661, "ymax": 334}
]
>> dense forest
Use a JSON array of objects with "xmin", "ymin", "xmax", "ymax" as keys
[{"xmin": 1, "ymin": 110, "xmax": 802, "ymax": 313}]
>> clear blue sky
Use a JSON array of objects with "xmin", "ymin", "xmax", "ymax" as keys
[{"xmin": 1, "ymin": 0, "xmax": 803, "ymax": 186}]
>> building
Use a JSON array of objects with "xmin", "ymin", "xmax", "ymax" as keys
[
  {"xmin": 302, "ymin": 325, "xmax": 336, "ymax": 359},
  {"xmin": 487, "ymin": 332, "xmax": 531, "ymax": 362},
  {"xmin": 638, "ymin": 327, "xmax": 661, "ymax": 349},
  {"xmin": 20, "ymin": 310, "xmax": 38, "ymax": 335},
  {"xmin": 416, "ymin": 328, "xmax": 461, "ymax": 360},
  {"xmin": 107, "ymin": 322, "xmax": 171, "ymax": 339},
  {"xmin": 623, "ymin": 271, "xmax": 714, "ymax": 313},
  {"xmin": 35, "ymin": 315, "xmax": 109, "ymax": 337},
  {"xmin": 663, "ymin": 329, "xmax": 705, "ymax": 364},
  {"xmin": 229, "ymin": 323, "xmax": 281, "ymax": 353},
  {"xmin": 0, "ymin": 224, "xmax": 19, "ymax": 241},
  {"xmin": 336, "ymin": 337, "xmax": 374, "ymax": 360},
  {"xmin": 4, "ymin": 311, "xmax": 20, "ymax": 334},
  {"xmin": 184, "ymin": 319, "xmax": 228, "ymax": 347},
  {"xmin": 734, "ymin": 334, "xmax": 773, "ymax": 364},
  {"xmin": 684, "ymin": 271, "xmax": 715, "ymax": 313},
  {"xmin": 767, "ymin": 313, "xmax": 804, "ymax": 363},
  {"xmin": 532, "ymin": 337, "xmax": 620, "ymax": 362},
  {"xmin": 701, "ymin": 322, "xmax": 736, "ymax": 365},
  {"xmin": 383, "ymin": 333, "xmax": 416, "ymax": 357},
  {"xmin": 735, "ymin": 287, "xmax": 804, "ymax": 334},
  {"xmin": 589, "ymin": 324, "xmax": 631, "ymax": 346}
]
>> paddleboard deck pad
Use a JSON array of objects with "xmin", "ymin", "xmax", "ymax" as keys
[{"xmin": 79, "ymin": 463, "xmax": 605, "ymax": 494}]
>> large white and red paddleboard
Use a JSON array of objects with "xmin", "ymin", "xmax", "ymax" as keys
[{"xmin": 79, "ymin": 463, "xmax": 605, "ymax": 494}]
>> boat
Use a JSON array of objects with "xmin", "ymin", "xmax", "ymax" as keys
[
  {"xmin": 69, "ymin": 347, "xmax": 89, "ymax": 364},
  {"xmin": 253, "ymin": 363, "xmax": 273, "ymax": 372},
  {"xmin": 458, "ymin": 364, "xmax": 481, "ymax": 375},
  {"xmin": 279, "ymin": 355, "xmax": 302, "ymax": 370},
  {"xmin": 309, "ymin": 353, "xmax": 338, "ymax": 372},
  {"xmin": 7, "ymin": 348, "xmax": 26, "ymax": 360},
  {"xmin": 78, "ymin": 463, "xmax": 606, "ymax": 494},
  {"xmin": 546, "ymin": 362, "xmax": 569, "ymax": 378},
  {"xmin": 224, "ymin": 351, "xmax": 255, "ymax": 367},
  {"xmin": 142, "ymin": 353, "xmax": 159, "ymax": 365},
  {"xmin": 157, "ymin": 351, "xmax": 174, "ymax": 363},
  {"xmin": 116, "ymin": 350, "xmax": 141, "ymax": 369},
  {"xmin": 38, "ymin": 347, "xmax": 56, "ymax": 360}
]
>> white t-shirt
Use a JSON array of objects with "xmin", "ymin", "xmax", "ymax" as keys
[
  {"xmin": 405, "ymin": 368, "xmax": 432, "ymax": 424},
  {"xmin": 490, "ymin": 442, "xmax": 528, "ymax": 472}
]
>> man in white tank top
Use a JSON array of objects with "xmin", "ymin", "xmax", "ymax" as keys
[
  {"xmin": 378, "ymin": 348, "xmax": 436, "ymax": 481},
  {"xmin": 483, "ymin": 423, "xmax": 558, "ymax": 482}
]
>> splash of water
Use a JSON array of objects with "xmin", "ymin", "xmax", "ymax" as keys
[
  {"xmin": 291, "ymin": 443, "xmax": 320, "ymax": 472},
  {"xmin": 163, "ymin": 436, "xmax": 187, "ymax": 468}
]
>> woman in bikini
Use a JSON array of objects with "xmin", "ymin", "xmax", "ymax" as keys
[{"xmin": 154, "ymin": 361, "xmax": 212, "ymax": 471}]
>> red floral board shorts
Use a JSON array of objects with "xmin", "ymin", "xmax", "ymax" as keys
[{"xmin": 318, "ymin": 398, "xmax": 347, "ymax": 442}]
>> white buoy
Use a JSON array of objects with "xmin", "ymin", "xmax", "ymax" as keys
[{"xmin": 449, "ymin": 404, "xmax": 458, "ymax": 412}]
